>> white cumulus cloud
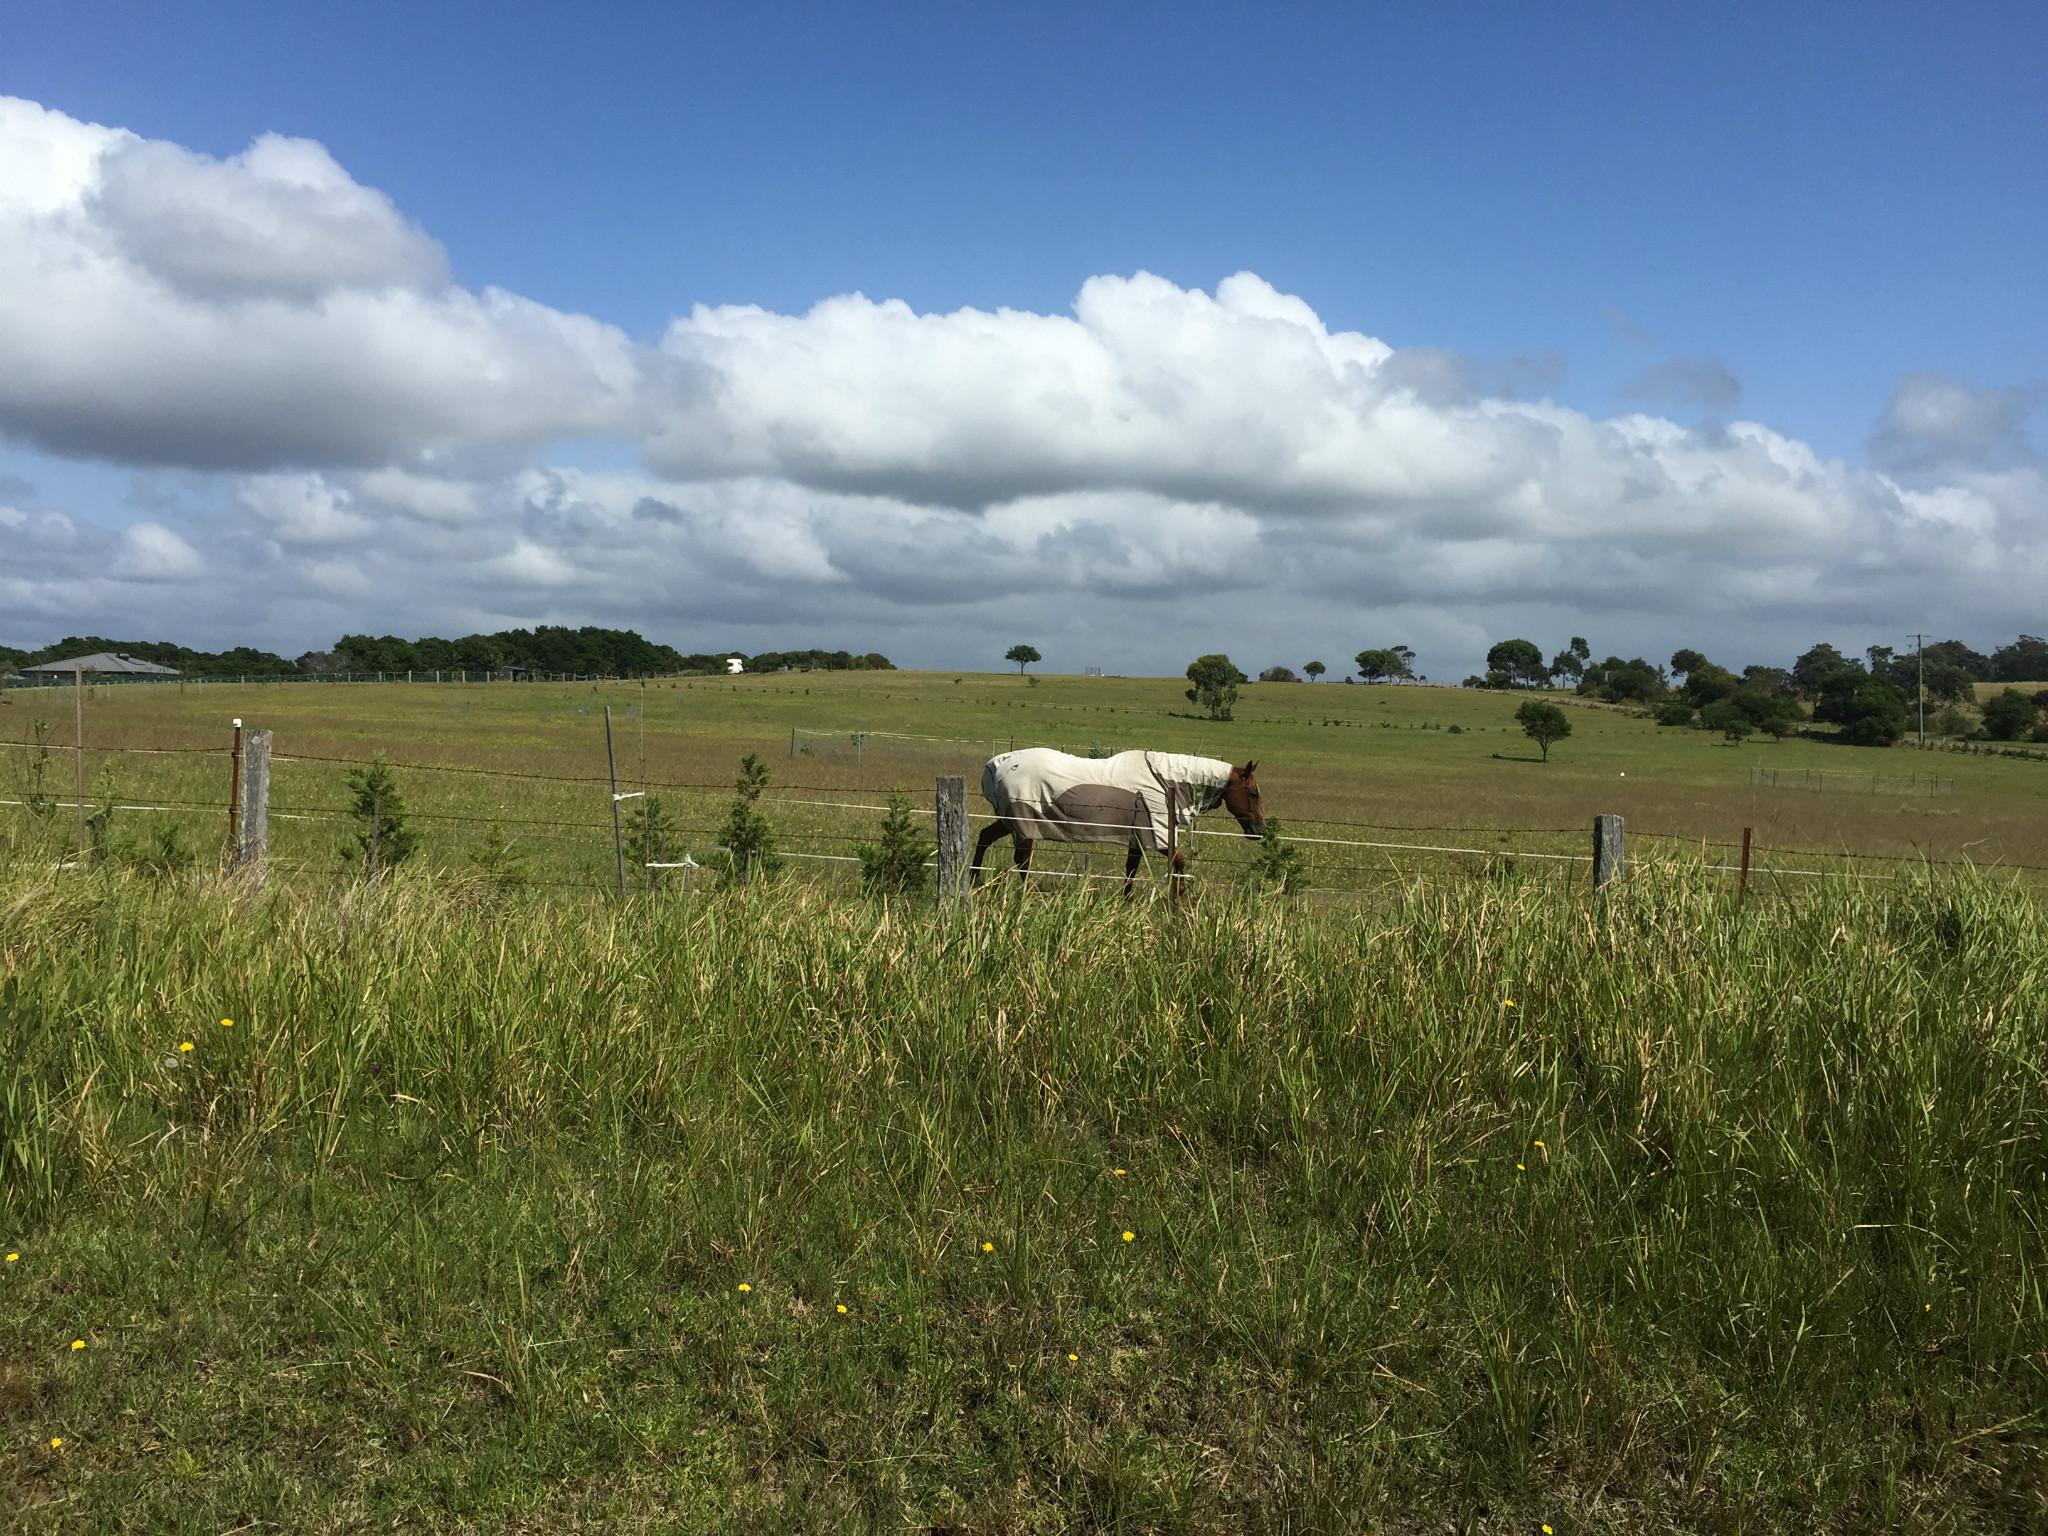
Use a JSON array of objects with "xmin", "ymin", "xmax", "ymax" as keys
[{"xmin": 0, "ymin": 93, "xmax": 2041, "ymax": 676}]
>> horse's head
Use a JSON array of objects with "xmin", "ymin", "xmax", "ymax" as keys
[{"xmin": 1223, "ymin": 759, "xmax": 1264, "ymax": 837}]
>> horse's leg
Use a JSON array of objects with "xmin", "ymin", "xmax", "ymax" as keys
[
  {"xmin": 1013, "ymin": 837, "xmax": 1035, "ymax": 880},
  {"xmin": 971, "ymin": 819, "xmax": 1009, "ymax": 889},
  {"xmin": 1169, "ymin": 847, "xmax": 1187, "ymax": 905},
  {"xmin": 1123, "ymin": 842, "xmax": 1143, "ymax": 898}
]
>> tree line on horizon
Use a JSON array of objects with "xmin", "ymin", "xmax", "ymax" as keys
[
  {"xmin": 1463, "ymin": 633, "xmax": 2048, "ymax": 747},
  {"xmin": 0, "ymin": 628, "xmax": 895, "ymax": 680}
]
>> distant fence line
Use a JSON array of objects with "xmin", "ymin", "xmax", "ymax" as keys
[
  {"xmin": 9, "ymin": 729, "xmax": 2026, "ymax": 896},
  {"xmin": 1751, "ymin": 766, "xmax": 1953, "ymax": 796}
]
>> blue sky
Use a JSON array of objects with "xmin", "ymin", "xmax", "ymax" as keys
[{"xmin": 1, "ymin": 3, "xmax": 2043, "ymax": 674}]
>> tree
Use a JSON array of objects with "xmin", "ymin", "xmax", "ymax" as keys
[
  {"xmin": 1792, "ymin": 643, "xmax": 1848, "ymax": 701},
  {"xmin": 1577, "ymin": 656, "xmax": 1665, "ymax": 704},
  {"xmin": 715, "ymin": 754, "xmax": 780, "ymax": 881},
  {"xmin": 1303, "ymin": 661, "xmax": 1326, "ymax": 682},
  {"xmin": 341, "ymin": 755, "xmax": 417, "ymax": 875},
  {"xmin": 854, "ymin": 789, "xmax": 932, "ymax": 896},
  {"xmin": 1005, "ymin": 644, "xmax": 1041, "ymax": 674},
  {"xmin": 1814, "ymin": 669, "xmax": 1908, "ymax": 746},
  {"xmin": 1515, "ymin": 700, "xmax": 1572, "ymax": 760},
  {"xmin": 1549, "ymin": 636, "xmax": 1590, "ymax": 685},
  {"xmin": 1982, "ymin": 688, "xmax": 2041, "ymax": 741},
  {"xmin": 1991, "ymin": 636, "xmax": 2048, "ymax": 682},
  {"xmin": 1354, "ymin": 645, "xmax": 1416, "ymax": 684},
  {"xmin": 1259, "ymin": 665, "xmax": 1299, "ymax": 682},
  {"xmin": 1485, "ymin": 639, "xmax": 1548, "ymax": 688},
  {"xmin": 1185, "ymin": 655, "xmax": 1247, "ymax": 720},
  {"xmin": 1699, "ymin": 700, "xmax": 1756, "ymax": 743}
]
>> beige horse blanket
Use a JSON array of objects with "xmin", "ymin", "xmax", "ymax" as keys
[{"xmin": 980, "ymin": 749, "xmax": 1232, "ymax": 854}]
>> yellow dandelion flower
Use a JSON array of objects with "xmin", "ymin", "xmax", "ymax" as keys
[
  {"xmin": 1517, "ymin": 1163, "xmax": 1526, "ymax": 1171},
  {"xmin": 1544, "ymin": 1527, "xmax": 1553, "ymax": 1534},
  {"xmin": 70, "ymin": 1339, "xmax": 84, "ymax": 1350},
  {"xmin": 220, "ymin": 1018, "xmax": 233, "ymax": 1028},
  {"xmin": 836, "ymin": 1304, "xmax": 847, "ymax": 1314},
  {"xmin": 736, "ymin": 1283, "xmax": 751, "ymax": 1293},
  {"xmin": 1067, "ymin": 1352, "xmax": 1078, "ymax": 1362},
  {"xmin": 981, "ymin": 1242, "xmax": 993, "ymax": 1252},
  {"xmin": 1113, "ymin": 1168, "xmax": 1126, "ymax": 1176},
  {"xmin": 178, "ymin": 1042, "xmax": 194, "ymax": 1053},
  {"xmin": 5, "ymin": 1253, "xmax": 16, "ymax": 1262},
  {"xmin": 1121, "ymin": 1231, "xmax": 1134, "ymax": 1242},
  {"xmin": 1504, "ymin": 1000, "xmax": 1516, "ymax": 1008},
  {"xmin": 50, "ymin": 1437, "xmax": 61, "ymax": 1449}
]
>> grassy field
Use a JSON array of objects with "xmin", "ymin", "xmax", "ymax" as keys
[
  {"xmin": 2, "ymin": 860, "xmax": 2045, "ymax": 1531},
  {"xmin": 5, "ymin": 669, "xmax": 2047, "ymax": 892}
]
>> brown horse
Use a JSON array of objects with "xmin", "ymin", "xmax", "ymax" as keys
[{"xmin": 971, "ymin": 748, "xmax": 1264, "ymax": 893}]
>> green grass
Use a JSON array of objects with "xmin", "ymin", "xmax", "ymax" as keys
[
  {"xmin": 3, "ymin": 860, "xmax": 2045, "ymax": 1530},
  {"xmin": 8, "ymin": 669, "xmax": 2048, "ymax": 895}
]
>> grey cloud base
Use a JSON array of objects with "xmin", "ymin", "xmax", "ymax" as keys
[{"xmin": 0, "ymin": 94, "xmax": 2040, "ymax": 676}]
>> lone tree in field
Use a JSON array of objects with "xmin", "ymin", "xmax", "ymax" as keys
[
  {"xmin": 1515, "ymin": 700, "xmax": 1572, "ymax": 760},
  {"xmin": 1304, "ymin": 660, "xmax": 1325, "ymax": 682},
  {"xmin": 1005, "ymin": 644, "xmax": 1041, "ymax": 674},
  {"xmin": 1354, "ymin": 646, "xmax": 1416, "ymax": 684},
  {"xmin": 1185, "ymin": 654, "xmax": 1247, "ymax": 721},
  {"xmin": 342, "ymin": 755, "xmax": 418, "ymax": 876}
]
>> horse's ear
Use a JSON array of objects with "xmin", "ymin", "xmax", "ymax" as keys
[{"xmin": 1242, "ymin": 759, "xmax": 1258, "ymax": 775}]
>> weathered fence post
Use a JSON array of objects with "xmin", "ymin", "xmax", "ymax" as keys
[
  {"xmin": 1165, "ymin": 784, "xmax": 1180, "ymax": 903},
  {"xmin": 1739, "ymin": 825, "xmax": 1752, "ymax": 897},
  {"xmin": 228, "ymin": 718, "xmax": 243, "ymax": 848},
  {"xmin": 1593, "ymin": 813, "xmax": 1624, "ymax": 890},
  {"xmin": 604, "ymin": 705, "xmax": 627, "ymax": 897},
  {"xmin": 236, "ymin": 729, "xmax": 271, "ymax": 876},
  {"xmin": 935, "ymin": 775, "xmax": 970, "ymax": 904}
]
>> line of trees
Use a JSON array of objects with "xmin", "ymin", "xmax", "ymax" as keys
[
  {"xmin": 1462, "ymin": 634, "xmax": 2048, "ymax": 748},
  {"xmin": 1, "ymin": 628, "xmax": 895, "ymax": 679}
]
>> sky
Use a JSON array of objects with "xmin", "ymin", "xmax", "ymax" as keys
[{"xmin": 0, "ymin": 1, "xmax": 2043, "ymax": 678}]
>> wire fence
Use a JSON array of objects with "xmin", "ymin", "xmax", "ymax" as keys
[{"xmin": 6, "ymin": 726, "xmax": 2036, "ymax": 899}]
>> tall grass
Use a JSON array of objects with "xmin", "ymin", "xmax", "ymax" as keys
[{"xmin": 2, "ymin": 862, "xmax": 2044, "ymax": 1530}]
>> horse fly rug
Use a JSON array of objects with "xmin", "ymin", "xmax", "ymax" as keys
[{"xmin": 980, "ymin": 749, "xmax": 1232, "ymax": 854}]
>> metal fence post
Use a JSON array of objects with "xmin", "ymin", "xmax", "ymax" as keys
[
  {"xmin": 935, "ymin": 775, "xmax": 969, "ymax": 904},
  {"xmin": 237, "ymin": 729, "xmax": 271, "ymax": 877},
  {"xmin": 1593, "ymin": 814, "xmax": 1624, "ymax": 890}
]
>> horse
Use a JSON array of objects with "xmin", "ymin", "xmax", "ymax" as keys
[{"xmin": 971, "ymin": 748, "xmax": 1264, "ymax": 893}]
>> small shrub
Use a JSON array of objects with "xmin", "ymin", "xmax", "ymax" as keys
[
  {"xmin": 1656, "ymin": 702, "xmax": 1695, "ymax": 727},
  {"xmin": 341, "ymin": 756, "xmax": 417, "ymax": 876},
  {"xmin": 1244, "ymin": 819, "xmax": 1308, "ymax": 895},
  {"xmin": 854, "ymin": 790, "xmax": 932, "ymax": 896},
  {"xmin": 715, "ymin": 755, "xmax": 780, "ymax": 883},
  {"xmin": 625, "ymin": 795, "xmax": 676, "ymax": 887},
  {"xmin": 469, "ymin": 822, "xmax": 531, "ymax": 889}
]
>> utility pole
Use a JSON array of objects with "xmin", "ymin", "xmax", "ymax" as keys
[{"xmin": 1909, "ymin": 633, "xmax": 1928, "ymax": 745}]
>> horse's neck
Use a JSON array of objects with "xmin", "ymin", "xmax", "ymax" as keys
[{"xmin": 1146, "ymin": 752, "xmax": 1231, "ymax": 789}]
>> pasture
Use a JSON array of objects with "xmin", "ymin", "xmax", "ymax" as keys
[
  {"xmin": 3, "ymin": 673, "xmax": 2046, "ymax": 1530},
  {"xmin": 6, "ymin": 667, "xmax": 2046, "ymax": 890}
]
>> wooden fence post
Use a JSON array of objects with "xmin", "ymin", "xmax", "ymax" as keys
[
  {"xmin": 237, "ymin": 729, "xmax": 271, "ymax": 876},
  {"xmin": 935, "ymin": 775, "xmax": 969, "ymax": 904},
  {"xmin": 1593, "ymin": 814, "xmax": 1624, "ymax": 890},
  {"xmin": 1739, "ymin": 826, "xmax": 1752, "ymax": 897},
  {"xmin": 604, "ymin": 705, "xmax": 627, "ymax": 897},
  {"xmin": 228, "ymin": 719, "xmax": 243, "ymax": 848},
  {"xmin": 73, "ymin": 663, "xmax": 86, "ymax": 859}
]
